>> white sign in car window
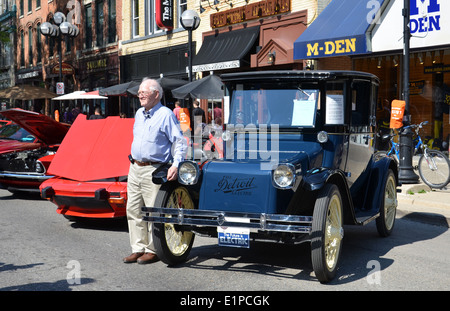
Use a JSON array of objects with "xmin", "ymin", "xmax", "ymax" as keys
[
  {"xmin": 326, "ymin": 95, "xmax": 344, "ymax": 124},
  {"xmin": 292, "ymin": 99, "xmax": 316, "ymax": 127}
]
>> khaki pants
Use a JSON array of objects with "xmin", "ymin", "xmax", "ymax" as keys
[{"xmin": 126, "ymin": 162, "xmax": 161, "ymax": 254}]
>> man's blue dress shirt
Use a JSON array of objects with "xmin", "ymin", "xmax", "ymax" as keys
[{"xmin": 131, "ymin": 103, "xmax": 187, "ymax": 167}]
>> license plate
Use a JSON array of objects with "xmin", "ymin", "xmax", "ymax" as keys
[{"xmin": 217, "ymin": 217, "xmax": 250, "ymax": 248}]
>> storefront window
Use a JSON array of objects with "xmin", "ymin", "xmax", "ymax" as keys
[{"xmin": 355, "ymin": 49, "xmax": 450, "ymax": 151}]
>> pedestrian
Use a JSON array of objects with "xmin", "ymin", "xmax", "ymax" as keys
[
  {"xmin": 54, "ymin": 109, "xmax": 60, "ymax": 122},
  {"xmin": 123, "ymin": 78, "xmax": 187, "ymax": 265},
  {"xmin": 89, "ymin": 106, "xmax": 104, "ymax": 119},
  {"xmin": 63, "ymin": 107, "xmax": 74, "ymax": 123},
  {"xmin": 192, "ymin": 100, "xmax": 206, "ymax": 123},
  {"xmin": 173, "ymin": 101, "xmax": 181, "ymax": 121},
  {"xmin": 72, "ymin": 105, "xmax": 81, "ymax": 121},
  {"xmin": 213, "ymin": 103, "xmax": 222, "ymax": 120}
]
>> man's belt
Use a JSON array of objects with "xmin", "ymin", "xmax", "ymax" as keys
[{"xmin": 129, "ymin": 155, "xmax": 160, "ymax": 166}]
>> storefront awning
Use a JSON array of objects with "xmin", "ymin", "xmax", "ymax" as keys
[
  {"xmin": 192, "ymin": 26, "xmax": 260, "ymax": 72},
  {"xmin": 293, "ymin": 0, "xmax": 387, "ymax": 60}
]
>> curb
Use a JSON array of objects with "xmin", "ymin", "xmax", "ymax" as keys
[{"xmin": 396, "ymin": 185, "xmax": 450, "ymax": 227}]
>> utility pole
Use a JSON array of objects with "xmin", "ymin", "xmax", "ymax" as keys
[{"xmin": 398, "ymin": 0, "xmax": 419, "ymax": 183}]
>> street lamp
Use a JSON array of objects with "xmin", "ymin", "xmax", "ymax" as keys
[
  {"xmin": 180, "ymin": 10, "xmax": 200, "ymax": 82},
  {"xmin": 41, "ymin": 12, "xmax": 79, "ymax": 95}
]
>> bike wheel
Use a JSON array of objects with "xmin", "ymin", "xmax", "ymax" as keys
[{"xmin": 418, "ymin": 150, "xmax": 450, "ymax": 189}]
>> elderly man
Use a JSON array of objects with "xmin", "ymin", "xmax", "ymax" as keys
[{"xmin": 123, "ymin": 78, "xmax": 187, "ymax": 264}]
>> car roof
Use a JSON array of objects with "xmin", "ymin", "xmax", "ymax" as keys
[{"xmin": 220, "ymin": 70, "xmax": 379, "ymax": 83}]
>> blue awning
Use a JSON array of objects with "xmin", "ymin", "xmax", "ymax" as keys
[{"xmin": 294, "ymin": 0, "xmax": 387, "ymax": 60}]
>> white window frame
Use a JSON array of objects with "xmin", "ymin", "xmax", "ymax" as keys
[
  {"xmin": 132, "ymin": 0, "xmax": 140, "ymax": 38},
  {"xmin": 178, "ymin": 0, "xmax": 187, "ymax": 29},
  {"xmin": 145, "ymin": 0, "xmax": 162, "ymax": 35}
]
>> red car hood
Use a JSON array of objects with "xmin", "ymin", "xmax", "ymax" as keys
[
  {"xmin": 0, "ymin": 108, "xmax": 69, "ymax": 146},
  {"xmin": 47, "ymin": 115, "xmax": 134, "ymax": 181},
  {"xmin": 0, "ymin": 140, "xmax": 42, "ymax": 154}
]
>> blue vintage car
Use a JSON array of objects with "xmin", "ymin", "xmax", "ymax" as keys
[{"xmin": 143, "ymin": 70, "xmax": 398, "ymax": 283}]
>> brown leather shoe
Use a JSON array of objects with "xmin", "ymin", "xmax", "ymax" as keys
[
  {"xmin": 137, "ymin": 252, "xmax": 159, "ymax": 264},
  {"xmin": 123, "ymin": 252, "xmax": 144, "ymax": 263}
]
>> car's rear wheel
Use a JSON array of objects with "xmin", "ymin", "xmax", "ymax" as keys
[
  {"xmin": 311, "ymin": 184, "xmax": 344, "ymax": 283},
  {"xmin": 152, "ymin": 184, "xmax": 195, "ymax": 265},
  {"xmin": 376, "ymin": 169, "xmax": 397, "ymax": 237}
]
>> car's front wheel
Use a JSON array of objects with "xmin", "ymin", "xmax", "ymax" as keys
[
  {"xmin": 311, "ymin": 184, "xmax": 344, "ymax": 283},
  {"xmin": 152, "ymin": 184, "xmax": 195, "ymax": 265}
]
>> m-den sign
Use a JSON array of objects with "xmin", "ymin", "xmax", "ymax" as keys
[{"xmin": 210, "ymin": 0, "xmax": 290, "ymax": 28}]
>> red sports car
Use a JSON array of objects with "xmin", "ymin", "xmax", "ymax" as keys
[
  {"xmin": 0, "ymin": 109, "xmax": 69, "ymax": 193},
  {"xmin": 40, "ymin": 115, "xmax": 134, "ymax": 219},
  {"xmin": 0, "ymin": 119, "xmax": 12, "ymax": 128}
]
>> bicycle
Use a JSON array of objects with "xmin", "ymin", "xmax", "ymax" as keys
[{"xmin": 375, "ymin": 121, "xmax": 450, "ymax": 189}]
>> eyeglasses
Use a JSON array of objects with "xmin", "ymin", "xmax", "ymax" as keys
[
  {"xmin": 138, "ymin": 88, "xmax": 159, "ymax": 96},
  {"xmin": 138, "ymin": 91, "xmax": 152, "ymax": 97}
]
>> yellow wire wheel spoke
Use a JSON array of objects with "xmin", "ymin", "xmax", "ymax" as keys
[
  {"xmin": 153, "ymin": 185, "xmax": 196, "ymax": 265},
  {"xmin": 376, "ymin": 169, "xmax": 397, "ymax": 237},
  {"xmin": 164, "ymin": 187, "xmax": 194, "ymax": 256},
  {"xmin": 311, "ymin": 184, "xmax": 343, "ymax": 283}
]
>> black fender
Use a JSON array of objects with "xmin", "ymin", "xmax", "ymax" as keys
[
  {"xmin": 365, "ymin": 156, "xmax": 398, "ymax": 214},
  {"xmin": 301, "ymin": 168, "xmax": 358, "ymax": 225}
]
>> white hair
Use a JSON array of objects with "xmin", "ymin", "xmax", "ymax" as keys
[{"xmin": 141, "ymin": 77, "xmax": 163, "ymax": 100}]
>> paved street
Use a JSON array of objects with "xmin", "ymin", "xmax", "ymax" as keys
[{"xmin": 0, "ymin": 188, "xmax": 449, "ymax": 295}]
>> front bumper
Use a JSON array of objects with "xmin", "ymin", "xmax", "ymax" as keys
[
  {"xmin": 0, "ymin": 172, "xmax": 52, "ymax": 181},
  {"xmin": 142, "ymin": 207, "xmax": 313, "ymax": 233},
  {"xmin": 40, "ymin": 180, "xmax": 128, "ymax": 219},
  {"xmin": 0, "ymin": 172, "xmax": 52, "ymax": 192}
]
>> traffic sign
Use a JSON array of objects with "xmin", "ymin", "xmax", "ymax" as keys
[{"xmin": 56, "ymin": 82, "xmax": 64, "ymax": 95}]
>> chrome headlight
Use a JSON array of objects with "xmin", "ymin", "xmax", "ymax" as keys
[
  {"xmin": 317, "ymin": 131, "xmax": 328, "ymax": 143},
  {"xmin": 35, "ymin": 160, "xmax": 45, "ymax": 174},
  {"xmin": 272, "ymin": 163, "xmax": 296, "ymax": 189},
  {"xmin": 178, "ymin": 161, "xmax": 199, "ymax": 185}
]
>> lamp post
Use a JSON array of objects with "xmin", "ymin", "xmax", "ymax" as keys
[
  {"xmin": 40, "ymin": 12, "xmax": 79, "ymax": 95},
  {"xmin": 398, "ymin": 0, "xmax": 419, "ymax": 183},
  {"xmin": 180, "ymin": 10, "xmax": 200, "ymax": 82}
]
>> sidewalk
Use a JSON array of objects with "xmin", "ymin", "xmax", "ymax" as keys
[{"xmin": 397, "ymin": 179, "xmax": 450, "ymax": 227}]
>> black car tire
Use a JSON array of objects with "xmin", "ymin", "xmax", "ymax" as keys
[
  {"xmin": 152, "ymin": 183, "xmax": 195, "ymax": 266},
  {"xmin": 376, "ymin": 169, "xmax": 397, "ymax": 237},
  {"xmin": 311, "ymin": 183, "xmax": 344, "ymax": 283}
]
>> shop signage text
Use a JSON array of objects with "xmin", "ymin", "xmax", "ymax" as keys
[
  {"xmin": 192, "ymin": 60, "xmax": 240, "ymax": 73},
  {"xmin": 86, "ymin": 58, "xmax": 107, "ymax": 72},
  {"xmin": 306, "ymin": 38, "xmax": 358, "ymax": 57},
  {"xmin": 210, "ymin": 0, "xmax": 290, "ymax": 28},
  {"xmin": 51, "ymin": 63, "xmax": 75, "ymax": 75},
  {"xmin": 424, "ymin": 63, "xmax": 450, "ymax": 74},
  {"xmin": 410, "ymin": 0, "xmax": 440, "ymax": 34},
  {"xmin": 410, "ymin": 80, "xmax": 425, "ymax": 95},
  {"xmin": 17, "ymin": 71, "xmax": 39, "ymax": 80},
  {"xmin": 156, "ymin": 0, "xmax": 173, "ymax": 31}
]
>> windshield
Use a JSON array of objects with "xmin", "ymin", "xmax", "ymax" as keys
[
  {"xmin": 0, "ymin": 124, "xmax": 36, "ymax": 142},
  {"xmin": 226, "ymin": 83, "xmax": 319, "ymax": 128}
]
